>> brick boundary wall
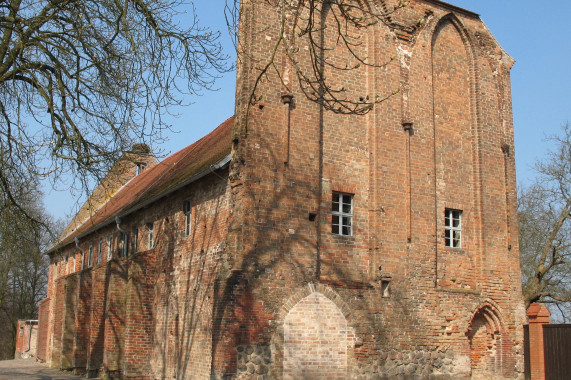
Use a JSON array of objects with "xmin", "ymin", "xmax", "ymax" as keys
[{"xmin": 37, "ymin": 299, "xmax": 50, "ymax": 362}]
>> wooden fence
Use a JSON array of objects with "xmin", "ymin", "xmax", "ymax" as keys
[{"xmin": 543, "ymin": 324, "xmax": 571, "ymax": 380}]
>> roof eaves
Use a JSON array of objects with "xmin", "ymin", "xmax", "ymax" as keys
[{"xmin": 46, "ymin": 153, "xmax": 232, "ymax": 256}]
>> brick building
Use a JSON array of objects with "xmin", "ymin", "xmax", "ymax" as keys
[{"xmin": 37, "ymin": 0, "xmax": 527, "ymax": 378}]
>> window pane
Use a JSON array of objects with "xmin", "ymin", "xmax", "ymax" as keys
[
  {"xmin": 332, "ymin": 224, "xmax": 339, "ymax": 234},
  {"xmin": 445, "ymin": 229, "xmax": 451, "ymax": 247},
  {"xmin": 453, "ymin": 231, "xmax": 461, "ymax": 247},
  {"xmin": 342, "ymin": 225, "xmax": 350, "ymax": 235},
  {"xmin": 332, "ymin": 215, "xmax": 339, "ymax": 226},
  {"xmin": 332, "ymin": 200, "xmax": 339, "ymax": 212}
]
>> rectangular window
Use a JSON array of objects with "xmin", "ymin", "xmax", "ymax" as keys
[
  {"xmin": 97, "ymin": 240, "xmax": 103, "ymax": 265},
  {"xmin": 147, "ymin": 223, "xmax": 154, "ymax": 249},
  {"xmin": 183, "ymin": 200, "xmax": 192, "ymax": 237},
  {"xmin": 445, "ymin": 209, "xmax": 462, "ymax": 248},
  {"xmin": 136, "ymin": 162, "xmax": 146, "ymax": 175},
  {"xmin": 88, "ymin": 244, "xmax": 93, "ymax": 267},
  {"xmin": 332, "ymin": 192, "xmax": 353, "ymax": 236},
  {"xmin": 120, "ymin": 232, "xmax": 129, "ymax": 257},
  {"xmin": 133, "ymin": 227, "xmax": 139, "ymax": 253},
  {"xmin": 107, "ymin": 235, "xmax": 113, "ymax": 260}
]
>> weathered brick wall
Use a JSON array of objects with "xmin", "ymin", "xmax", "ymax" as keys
[
  {"xmin": 36, "ymin": 299, "xmax": 50, "ymax": 361},
  {"xmin": 223, "ymin": 0, "xmax": 526, "ymax": 378},
  {"xmin": 124, "ymin": 250, "xmax": 156, "ymax": 377},
  {"xmin": 149, "ymin": 173, "xmax": 231, "ymax": 379},
  {"xmin": 283, "ymin": 288, "xmax": 351, "ymax": 379},
  {"xmin": 50, "ymin": 277, "xmax": 66, "ymax": 367},
  {"xmin": 61, "ymin": 273, "xmax": 78, "ymax": 369},
  {"xmin": 103, "ymin": 259, "xmax": 127, "ymax": 373},
  {"xmin": 87, "ymin": 264, "xmax": 107, "ymax": 375},
  {"xmin": 43, "ymin": 171, "xmax": 231, "ymax": 378},
  {"xmin": 72, "ymin": 269, "xmax": 92, "ymax": 372},
  {"xmin": 14, "ymin": 321, "xmax": 38, "ymax": 358}
]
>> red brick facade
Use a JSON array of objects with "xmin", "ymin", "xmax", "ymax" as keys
[{"xmin": 38, "ymin": 0, "xmax": 526, "ymax": 378}]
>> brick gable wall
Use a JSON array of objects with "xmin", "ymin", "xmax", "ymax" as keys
[{"xmin": 224, "ymin": 0, "xmax": 526, "ymax": 378}]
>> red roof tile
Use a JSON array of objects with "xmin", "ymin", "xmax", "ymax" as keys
[{"xmin": 51, "ymin": 116, "xmax": 234, "ymax": 252}]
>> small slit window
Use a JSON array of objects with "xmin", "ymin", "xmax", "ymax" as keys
[
  {"xmin": 120, "ymin": 232, "xmax": 128, "ymax": 257},
  {"xmin": 88, "ymin": 244, "xmax": 93, "ymax": 268},
  {"xmin": 332, "ymin": 192, "xmax": 353, "ymax": 236},
  {"xmin": 107, "ymin": 235, "xmax": 113, "ymax": 260},
  {"xmin": 136, "ymin": 162, "xmax": 146, "ymax": 175},
  {"xmin": 445, "ymin": 208, "xmax": 462, "ymax": 248},
  {"xmin": 147, "ymin": 223, "xmax": 154, "ymax": 249},
  {"xmin": 133, "ymin": 227, "xmax": 139, "ymax": 253},
  {"xmin": 183, "ymin": 200, "xmax": 192, "ymax": 237},
  {"xmin": 97, "ymin": 240, "xmax": 102, "ymax": 265}
]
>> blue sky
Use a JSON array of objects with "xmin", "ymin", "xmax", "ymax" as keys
[
  {"xmin": 44, "ymin": 0, "xmax": 571, "ymax": 220},
  {"xmin": 453, "ymin": 0, "xmax": 571, "ymax": 181}
]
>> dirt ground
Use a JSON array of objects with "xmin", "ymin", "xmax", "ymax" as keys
[{"xmin": 0, "ymin": 358, "xmax": 83, "ymax": 379}]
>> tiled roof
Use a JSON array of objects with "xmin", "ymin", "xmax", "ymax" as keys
[{"xmin": 50, "ymin": 116, "xmax": 234, "ymax": 253}]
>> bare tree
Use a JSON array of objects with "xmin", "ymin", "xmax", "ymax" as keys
[
  {"xmin": 225, "ymin": 0, "xmax": 419, "ymax": 117},
  {"xmin": 0, "ymin": 172, "xmax": 60, "ymax": 359},
  {"xmin": 0, "ymin": 0, "xmax": 229, "ymax": 217},
  {"xmin": 519, "ymin": 123, "xmax": 571, "ymax": 321}
]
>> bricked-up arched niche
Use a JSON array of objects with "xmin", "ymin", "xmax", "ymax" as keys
[
  {"xmin": 282, "ymin": 284, "xmax": 352, "ymax": 380},
  {"xmin": 431, "ymin": 14, "xmax": 479, "ymax": 287},
  {"xmin": 467, "ymin": 304, "xmax": 504, "ymax": 378}
]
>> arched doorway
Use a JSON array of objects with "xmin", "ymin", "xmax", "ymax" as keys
[
  {"xmin": 467, "ymin": 305, "xmax": 504, "ymax": 378},
  {"xmin": 283, "ymin": 289, "xmax": 349, "ymax": 379}
]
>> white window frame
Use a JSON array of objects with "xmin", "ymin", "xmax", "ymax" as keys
[
  {"xmin": 147, "ymin": 222, "xmax": 154, "ymax": 249},
  {"xmin": 88, "ymin": 244, "xmax": 93, "ymax": 267},
  {"xmin": 121, "ymin": 232, "xmax": 129, "ymax": 257},
  {"xmin": 444, "ymin": 208, "xmax": 462, "ymax": 248},
  {"xmin": 107, "ymin": 235, "xmax": 113, "ymax": 260},
  {"xmin": 183, "ymin": 200, "xmax": 192, "ymax": 237},
  {"xmin": 332, "ymin": 192, "xmax": 353, "ymax": 236}
]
